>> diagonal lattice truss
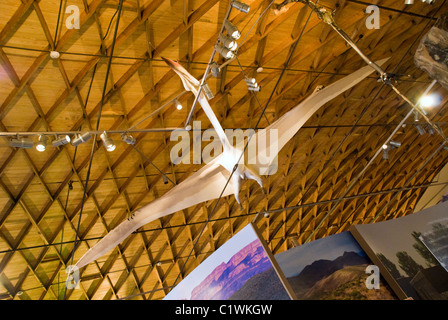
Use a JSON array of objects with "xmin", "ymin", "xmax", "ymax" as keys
[{"xmin": 0, "ymin": 0, "xmax": 447, "ymax": 300}]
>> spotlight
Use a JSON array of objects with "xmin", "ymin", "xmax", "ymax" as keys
[
  {"xmin": 174, "ymin": 99, "xmax": 183, "ymax": 110},
  {"xmin": 245, "ymin": 77, "xmax": 256, "ymax": 84},
  {"xmin": 419, "ymin": 94, "xmax": 440, "ymax": 108},
  {"xmin": 224, "ymin": 20, "xmax": 241, "ymax": 40},
  {"xmin": 218, "ymin": 34, "xmax": 238, "ymax": 51},
  {"xmin": 100, "ymin": 131, "xmax": 116, "ymax": 152},
  {"xmin": 382, "ymin": 148, "xmax": 389, "ymax": 160},
  {"xmin": 389, "ymin": 140, "xmax": 401, "ymax": 148},
  {"xmin": 71, "ymin": 132, "xmax": 91, "ymax": 147},
  {"xmin": 382, "ymin": 144, "xmax": 388, "ymax": 150},
  {"xmin": 215, "ymin": 43, "xmax": 235, "ymax": 59},
  {"xmin": 414, "ymin": 110, "xmax": 420, "ymax": 122},
  {"xmin": 248, "ymin": 84, "xmax": 261, "ymax": 92},
  {"xmin": 52, "ymin": 135, "xmax": 71, "ymax": 147},
  {"xmin": 404, "ymin": 0, "xmax": 414, "ymax": 4},
  {"xmin": 245, "ymin": 78, "xmax": 261, "ymax": 92},
  {"xmin": 9, "ymin": 137, "xmax": 33, "ymax": 149},
  {"xmin": 36, "ymin": 135, "xmax": 48, "ymax": 152},
  {"xmin": 416, "ymin": 124, "xmax": 426, "ymax": 135},
  {"xmin": 162, "ymin": 174, "xmax": 169, "ymax": 184},
  {"xmin": 427, "ymin": 125, "xmax": 435, "ymax": 135},
  {"xmin": 121, "ymin": 133, "xmax": 136, "ymax": 145},
  {"xmin": 210, "ymin": 62, "xmax": 221, "ymax": 77},
  {"xmin": 231, "ymin": 1, "xmax": 250, "ymax": 13}
]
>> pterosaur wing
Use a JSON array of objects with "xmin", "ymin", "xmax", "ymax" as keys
[
  {"xmin": 246, "ymin": 58, "xmax": 389, "ymax": 174},
  {"xmin": 75, "ymin": 157, "xmax": 232, "ymax": 269}
]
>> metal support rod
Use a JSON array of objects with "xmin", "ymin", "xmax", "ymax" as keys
[
  {"xmin": 301, "ymin": 0, "xmax": 448, "ymax": 145},
  {"xmin": 184, "ymin": 2, "xmax": 234, "ymax": 128},
  {"xmin": 303, "ymin": 79, "xmax": 438, "ymax": 243},
  {"xmin": 0, "ymin": 128, "xmax": 184, "ymax": 137}
]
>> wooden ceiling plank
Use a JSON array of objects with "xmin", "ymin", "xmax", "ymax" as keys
[
  {"xmin": 22, "ymin": 85, "xmax": 136, "ymax": 301},
  {"xmin": 0, "ymin": 0, "xmax": 34, "ymax": 45},
  {"xmin": 31, "ymin": 1, "xmax": 55, "ymax": 50},
  {"xmin": 0, "ymin": 0, "xmax": 106, "ymax": 121},
  {"xmin": 151, "ymin": 0, "xmax": 220, "ymax": 58}
]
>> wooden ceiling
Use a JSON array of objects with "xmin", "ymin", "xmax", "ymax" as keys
[{"xmin": 0, "ymin": 0, "xmax": 448, "ymax": 300}]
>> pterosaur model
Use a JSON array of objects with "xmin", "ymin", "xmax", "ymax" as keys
[{"xmin": 74, "ymin": 57, "xmax": 388, "ymax": 270}]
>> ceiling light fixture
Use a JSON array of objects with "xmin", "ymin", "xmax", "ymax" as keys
[
  {"xmin": 414, "ymin": 110, "xmax": 420, "ymax": 122},
  {"xmin": 215, "ymin": 43, "xmax": 235, "ymax": 59},
  {"xmin": 174, "ymin": 99, "xmax": 183, "ymax": 110},
  {"xmin": 100, "ymin": 131, "xmax": 116, "ymax": 152},
  {"xmin": 382, "ymin": 147, "xmax": 389, "ymax": 160},
  {"xmin": 245, "ymin": 77, "xmax": 261, "ymax": 92},
  {"xmin": 231, "ymin": 1, "xmax": 250, "ymax": 13},
  {"xmin": 210, "ymin": 62, "xmax": 221, "ymax": 77},
  {"xmin": 121, "ymin": 133, "xmax": 136, "ymax": 145},
  {"xmin": 416, "ymin": 124, "xmax": 426, "ymax": 135},
  {"xmin": 9, "ymin": 137, "xmax": 33, "ymax": 149},
  {"xmin": 162, "ymin": 174, "xmax": 169, "ymax": 185},
  {"xmin": 389, "ymin": 140, "xmax": 401, "ymax": 148},
  {"xmin": 224, "ymin": 20, "xmax": 241, "ymax": 40},
  {"xmin": 52, "ymin": 135, "xmax": 71, "ymax": 147},
  {"xmin": 419, "ymin": 94, "xmax": 440, "ymax": 108},
  {"xmin": 71, "ymin": 132, "xmax": 91, "ymax": 147},
  {"xmin": 36, "ymin": 135, "xmax": 48, "ymax": 152},
  {"xmin": 218, "ymin": 33, "xmax": 238, "ymax": 51}
]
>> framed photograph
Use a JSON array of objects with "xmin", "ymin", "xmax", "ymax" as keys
[
  {"xmin": 274, "ymin": 231, "xmax": 396, "ymax": 300},
  {"xmin": 350, "ymin": 201, "xmax": 448, "ymax": 300},
  {"xmin": 163, "ymin": 223, "xmax": 296, "ymax": 300}
]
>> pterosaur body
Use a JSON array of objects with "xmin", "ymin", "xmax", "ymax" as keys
[{"xmin": 74, "ymin": 57, "xmax": 388, "ymax": 269}]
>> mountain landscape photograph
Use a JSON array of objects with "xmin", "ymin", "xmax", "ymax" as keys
[
  {"xmin": 164, "ymin": 224, "xmax": 291, "ymax": 300},
  {"xmin": 275, "ymin": 232, "xmax": 396, "ymax": 300}
]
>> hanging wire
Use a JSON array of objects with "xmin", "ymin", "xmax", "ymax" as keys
[
  {"xmin": 63, "ymin": 0, "xmax": 124, "ymax": 300},
  {"xmin": 3, "ymin": 180, "xmax": 448, "ymax": 255},
  {"xmin": 57, "ymin": 149, "xmax": 76, "ymax": 300},
  {"xmin": 234, "ymin": 56, "xmax": 270, "ymax": 125},
  {"xmin": 234, "ymin": 0, "xmax": 275, "ymax": 51},
  {"xmin": 130, "ymin": 144, "xmax": 176, "ymax": 185},
  {"xmin": 102, "ymin": 6, "xmax": 120, "ymax": 40},
  {"xmin": 53, "ymin": 0, "xmax": 66, "ymax": 49}
]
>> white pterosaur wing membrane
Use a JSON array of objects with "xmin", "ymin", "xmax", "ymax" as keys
[
  {"xmin": 75, "ymin": 157, "xmax": 231, "ymax": 269},
  {"xmin": 247, "ymin": 58, "xmax": 389, "ymax": 173},
  {"xmin": 75, "ymin": 58, "xmax": 389, "ymax": 269}
]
